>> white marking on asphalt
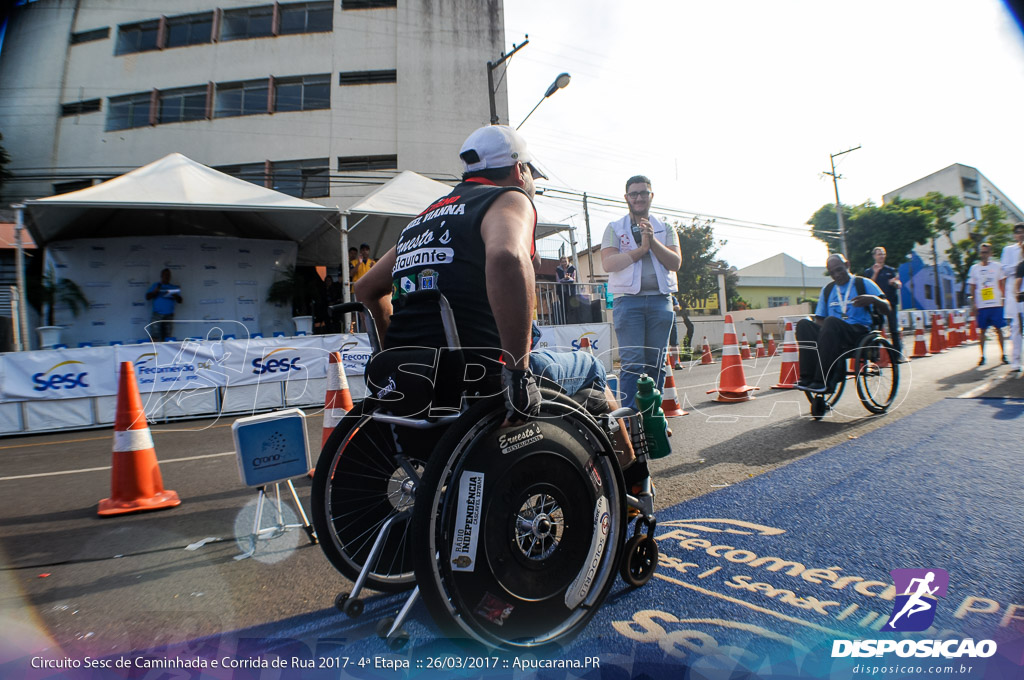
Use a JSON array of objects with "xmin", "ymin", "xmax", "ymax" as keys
[
  {"xmin": 956, "ymin": 376, "xmax": 999, "ymax": 399},
  {"xmin": 0, "ymin": 451, "xmax": 236, "ymax": 482}
]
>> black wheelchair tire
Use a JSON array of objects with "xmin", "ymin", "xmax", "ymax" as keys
[
  {"xmin": 620, "ymin": 534, "xmax": 659, "ymax": 588},
  {"xmin": 311, "ymin": 410, "xmax": 421, "ymax": 592},
  {"xmin": 411, "ymin": 391, "xmax": 625, "ymax": 651},
  {"xmin": 854, "ymin": 336, "xmax": 900, "ymax": 414}
]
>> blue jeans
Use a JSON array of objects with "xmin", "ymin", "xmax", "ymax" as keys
[
  {"xmin": 529, "ymin": 349, "xmax": 607, "ymax": 396},
  {"xmin": 613, "ymin": 294, "xmax": 674, "ymax": 409}
]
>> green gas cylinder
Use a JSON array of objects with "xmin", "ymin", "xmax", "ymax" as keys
[{"xmin": 635, "ymin": 374, "xmax": 672, "ymax": 459}]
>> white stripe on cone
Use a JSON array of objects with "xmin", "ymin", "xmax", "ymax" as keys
[{"xmin": 114, "ymin": 428, "xmax": 155, "ymax": 453}]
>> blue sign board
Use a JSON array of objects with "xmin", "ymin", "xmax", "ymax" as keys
[{"xmin": 231, "ymin": 409, "xmax": 310, "ymax": 486}]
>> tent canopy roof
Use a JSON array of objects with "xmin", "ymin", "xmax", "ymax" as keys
[
  {"xmin": 23, "ymin": 153, "xmax": 341, "ymax": 265},
  {"xmin": 344, "ymin": 171, "xmax": 571, "ymax": 256}
]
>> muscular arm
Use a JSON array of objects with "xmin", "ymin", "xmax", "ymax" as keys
[
  {"xmin": 480, "ymin": 191, "xmax": 536, "ymax": 370},
  {"xmin": 353, "ymin": 246, "xmax": 397, "ymax": 342}
]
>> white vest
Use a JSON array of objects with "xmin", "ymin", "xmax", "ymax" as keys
[{"xmin": 607, "ymin": 214, "xmax": 678, "ymax": 296}]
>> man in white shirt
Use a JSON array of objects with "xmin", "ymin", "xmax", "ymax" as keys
[
  {"xmin": 999, "ymin": 222, "xmax": 1024, "ymax": 372},
  {"xmin": 969, "ymin": 242, "xmax": 1008, "ymax": 367}
]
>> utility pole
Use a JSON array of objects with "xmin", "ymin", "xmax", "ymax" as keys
[
  {"xmin": 583, "ymin": 193, "xmax": 594, "ymax": 283},
  {"xmin": 486, "ymin": 37, "xmax": 528, "ymax": 125},
  {"xmin": 823, "ymin": 145, "xmax": 861, "ymax": 258}
]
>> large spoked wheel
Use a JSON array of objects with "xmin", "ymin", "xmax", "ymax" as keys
[
  {"xmin": 854, "ymin": 335, "xmax": 899, "ymax": 414},
  {"xmin": 412, "ymin": 392, "xmax": 624, "ymax": 651},
  {"xmin": 311, "ymin": 411, "xmax": 424, "ymax": 592}
]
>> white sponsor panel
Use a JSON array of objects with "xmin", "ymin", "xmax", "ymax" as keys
[
  {"xmin": 324, "ymin": 333, "xmax": 372, "ymax": 377},
  {"xmin": 565, "ymin": 495, "xmax": 610, "ymax": 609},
  {"xmin": 0, "ymin": 347, "xmax": 118, "ymax": 401},
  {"xmin": 451, "ymin": 471, "xmax": 484, "ymax": 572},
  {"xmin": 116, "ymin": 341, "xmax": 227, "ymax": 393},
  {"xmin": 534, "ymin": 323, "xmax": 614, "ymax": 371},
  {"xmin": 220, "ymin": 335, "xmax": 327, "ymax": 388},
  {"xmin": 46, "ymin": 236, "xmax": 295, "ymax": 346}
]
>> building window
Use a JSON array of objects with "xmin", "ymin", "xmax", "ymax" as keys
[
  {"xmin": 165, "ymin": 12, "xmax": 213, "ymax": 48},
  {"xmin": 53, "ymin": 180, "xmax": 94, "ymax": 195},
  {"xmin": 339, "ymin": 69, "xmax": 396, "ymax": 85},
  {"xmin": 271, "ymin": 158, "xmax": 329, "ymax": 197},
  {"xmin": 107, "ymin": 92, "xmax": 152, "ymax": 130},
  {"xmin": 961, "ymin": 176, "xmax": 980, "ymax": 196},
  {"xmin": 341, "ymin": 0, "xmax": 397, "ymax": 8},
  {"xmin": 767, "ymin": 296, "xmax": 790, "ymax": 308},
  {"xmin": 61, "ymin": 99, "xmax": 102, "ymax": 116},
  {"xmin": 274, "ymin": 74, "xmax": 330, "ymax": 112},
  {"xmin": 337, "ymin": 154, "xmax": 398, "ymax": 171},
  {"xmin": 924, "ymin": 284, "xmax": 933, "ymax": 301},
  {"xmin": 159, "ymin": 86, "xmax": 208, "ymax": 124},
  {"xmin": 280, "ymin": 2, "xmax": 333, "ymax": 34},
  {"xmin": 216, "ymin": 162, "xmax": 267, "ymax": 187},
  {"xmin": 215, "ymin": 79, "xmax": 269, "ymax": 118},
  {"xmin": 221, "ymin": 5, "xmax": 274, "ymax": 41},
  {"xmin": 71, "ymin": 27, "xmax": 110, "ymax": 45},
  {"xmin": 116, "ymin": 20, "xmax": 160, "ymax": 55}
]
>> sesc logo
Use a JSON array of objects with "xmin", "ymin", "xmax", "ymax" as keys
[
  {"xmin": 571, "ymin": 332, "xmax": 600, "ymax": 351},
  {"xmin": 33, "ymin": 360, "xmax": 89, "ymax": 392},
  {"xmin": 252, "ymin": 348, "xmax": 304, "ymax": 375}
]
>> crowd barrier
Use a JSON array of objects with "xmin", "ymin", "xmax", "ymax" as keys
[{"xmin": 0, "ymin": 322, "xmax": 614, "ymax": 437}]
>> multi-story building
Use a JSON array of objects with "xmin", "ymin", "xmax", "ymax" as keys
[
  {"xmin": 0, "ymin": 0, "xmax": 508, "ymax": 239},
  {"xmin": 882, "ymin": 163, "xmax": 1023, "ymax": 309}
]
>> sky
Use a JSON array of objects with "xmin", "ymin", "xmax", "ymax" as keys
[{"xmin": 503, "ymin": 1, "xmax": 1024, "ymax": 269}]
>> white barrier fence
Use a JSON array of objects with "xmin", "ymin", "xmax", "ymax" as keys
[{"xmin": 0, "ymin": 323, "xmax": 614, "ymax": 436}]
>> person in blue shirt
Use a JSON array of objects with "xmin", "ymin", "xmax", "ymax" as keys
[
  {"xmin": 145, "ymin": 268, "xmax": 183, "ymax": 341},
  {"xmin": 796, "ymin": 253, "xmax": 890, "ymax": 393}
]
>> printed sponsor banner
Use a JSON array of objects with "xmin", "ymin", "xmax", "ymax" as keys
[
  {"xmin": 534, "ymin": 323, "xmax": 614, "ymax": 371},
  {"xmin": 0, "ymin": 347, "xmax": 118, "ymax": 401},
  {"xmin": 219, "ymin": 336, "xmax": 328, "ymax": 388},
  {"xmin": 46, "ymin": 236, "xmax": 295, "ymax": 346},
  {"xmin": 116, "ymin": 342, "xmax": 228, "ymax": 393},
  {"xmin": 322, "ymin": 333, "xmax": 372, "ymax": 377}
]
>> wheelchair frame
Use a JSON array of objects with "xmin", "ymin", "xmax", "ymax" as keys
[
  {"xmin": 805, "ymin": 327, "xmax": 901, "ymax": 420},
  {"xmin": 312, "ymin": 291, "xmax": 658, "ymax": 650}
]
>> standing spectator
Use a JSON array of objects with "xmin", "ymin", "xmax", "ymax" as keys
[
  {"xmin": 555, "ymin": 255, "xmax": 577, "ymax": 323},
  {"xmin": 353, "ymin": 243, "xmax": 376, "ymax": 283},
  {"xmin": 864, "ymin": 246, "xmax": 904, "ymax": 358},
  {"xmin": 600, "ymin": 175, "xmax": 681, "ymax": 409},
  {"xmin": 145, "ymin": 268, "xmax": 182, "ymax": 341},
  {"xmin": 1000, "ymin": 222, "xmax": 1024, "ymax": 372},
  {"xmin": 347, "ymin": 246, "xmax": 359, "ymax": 285},
  {"xmin": 968, "ymin": 242, "xmax": 1007, "ymax": 366}
]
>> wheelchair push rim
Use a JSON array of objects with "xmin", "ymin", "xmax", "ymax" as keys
[
  {"xmin": 412, "ymin": 394, "xmax": 625, "ymax": 650},
  {"xmin": 854, "ymin": 336, "xmax": 900, "ymax": 413},
  {"xmin": 311, "ymin": 412, "xmax": 423, "ymax": 591}
]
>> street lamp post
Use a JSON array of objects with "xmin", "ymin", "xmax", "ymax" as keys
[
  {"xmin": 487, "ymin": 37, "xmax": 529, "ymax": 125},
  {"xmin": 516, "ymin": 72, "xmax": 571, "ymax": 130}
]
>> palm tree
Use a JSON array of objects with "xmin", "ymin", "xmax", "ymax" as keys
[{"xmin": 29, "ymin": 264, "xmax": 89, "ymax": 326}]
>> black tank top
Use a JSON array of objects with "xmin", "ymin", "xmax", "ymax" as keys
[{"xmin": 384, "ymin": 180, "xmax": 535, "ymax": 357}]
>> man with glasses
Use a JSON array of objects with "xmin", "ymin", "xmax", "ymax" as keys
[{"xmin": 600, "ymin": 175, "xmax": 681, "ymax": 410}]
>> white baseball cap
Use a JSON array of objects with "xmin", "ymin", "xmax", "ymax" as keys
[{"xmin": 459, "ymin": 125, "xmax": 547, "ymax": 180}]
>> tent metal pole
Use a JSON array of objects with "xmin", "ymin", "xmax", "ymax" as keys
[
  {"xmin": 14, "ymin": 205, "xmax": 29, "ymax": 351},
  {"xmin": 341, "ymin": 214, "xmax": 350, "ymax": 304}
]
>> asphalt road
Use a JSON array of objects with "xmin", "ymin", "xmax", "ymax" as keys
[{"xmin": 0, "ymin": 340, "xmax": 1020, "ymax": 664}]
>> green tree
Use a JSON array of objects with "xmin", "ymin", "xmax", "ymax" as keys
[
  {"xmin": 808, "ymin": 201, "xmax": 932, "ymax": 272},
  {"xmin": 946, "ymin": 203, "xmax": 1012, "ymax": 293},
  {"xmin": 672, "ymin": 216, "xmax": 724, "ymax": 348}
]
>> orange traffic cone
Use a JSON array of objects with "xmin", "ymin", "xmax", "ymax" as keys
[
  {"xmin": 755, "ymin": 332, "xmax": 766, "ymax": 358},
  {"xmin": 929, "ymin": 314, "xmax": 944, "ymax": 354},
  {"xmin": 98, "ymin": 362, "xmax": 180, "ymax": 516},
  {"xmin": 911, "ymin": 316, "xmax": 930, "ymax": 359},
  {"xmin": 322, "ymin": 351, "xmax": 354, "ymax": 447},
  {"xmin": 707, "ymin": 315, "xmax": 759, "ymax": 402},
  {"xmin": 662, "ymin": 354, "xmax": 688, "ymax": 417},
  {"xmin": 875, "ymin": 329, "xmax": 891, "ymax": 368},
  {"xmin": 772, "ymin": 322, "xmax": 800, "ymax": 389},
  {"xmin": 766, "ymin": 332, "xmax": 777, "ymax": 357},
  {"xmin": 580, "ymin": 336, "xmax": 594, "ymax": 354},
  {"xmin": 968, "ymin": 314, "xmax": 978, "ymax": 342},
  {"xmin": 740, "ymin": 333, "xmax": 752, "ymax": 360},
  {"xmin": 947, "ymin": 312, "xmax": 958, "ymax": 347},
  {"xmin": 700, "ymin": 336, "xmax": 715, "ymax": 365}
]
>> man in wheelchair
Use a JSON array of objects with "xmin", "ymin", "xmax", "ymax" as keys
[
  {"xmin": 353, "ymin": 124, "xmax": 643, "ymax": 473},
  {"xmin": 796, "ymin": 253, "xmax": 891, "ymax": 394}
]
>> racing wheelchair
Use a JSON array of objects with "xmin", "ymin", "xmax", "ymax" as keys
[
  {"xmin": 802, "ymin": 318, "xmax": 901, "ymax": 421},
  {"xmin": 311, "ymin": 290, "xmax": 659, "ymax": 650}
]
